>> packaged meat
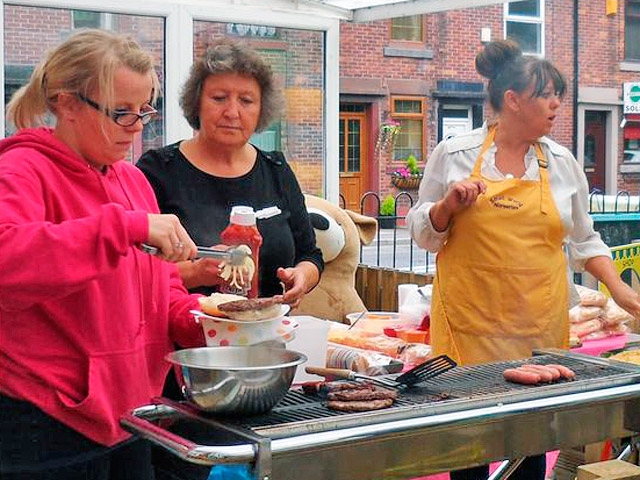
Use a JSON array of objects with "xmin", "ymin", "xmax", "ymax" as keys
[
  {"xmin": 570, "ymin": 318, "xmax": 604, "ymax": 339},
  {"xmin": 568, "ymin": 305, "xmax": 604, "ymax": 323},
  {"xmin": 326, "ymin": 343, "xmax": 404, "ymax": 375},
  {"xmin": 574, "ymin": 284, "xmax": 608, "ymax": 307},
  {"xmin": 328, "ymin": 327, "xmax": 407, "ymax": 358},
  {"xmin": 601, "ymin": 298, "xmax": 634, "ymax": 327},
  {"xmin": 398, "ymin": 343, "xmax": 432, "ymax": 366}
]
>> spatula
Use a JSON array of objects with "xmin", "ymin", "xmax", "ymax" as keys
[
  {"xmin": 306, "ymin": 354, "xmax": 457, "ymax": 390},
  {"xmin": 394, "ymin": 354, "xmax": 457, "ymax": 387}
]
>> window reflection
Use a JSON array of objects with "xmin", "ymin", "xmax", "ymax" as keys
[
  {"xmin": 3, "ymin": 4, "xmax": 165, "ymax": 161},
  {"xmin": 193, "ymin": 21, "xmax": 325, "ymax": 195}
]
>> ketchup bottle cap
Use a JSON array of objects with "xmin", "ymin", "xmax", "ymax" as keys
[{"xmin": 229, "ymin": 206, "xmax": 256, "ymax": 226}]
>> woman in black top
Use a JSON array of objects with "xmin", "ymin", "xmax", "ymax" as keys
[{"xmin": 137, "ymin": 39, "xmax": 323, "ymax": 302}]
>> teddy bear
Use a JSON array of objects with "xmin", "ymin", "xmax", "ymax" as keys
[{"xmin": 291, "ymin": 194, "xmax": 378, "ymax": 323}]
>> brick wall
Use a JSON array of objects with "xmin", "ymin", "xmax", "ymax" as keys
[{"xmin": 339, "ymin": 0, "xmax": 640, "ymax": 196}]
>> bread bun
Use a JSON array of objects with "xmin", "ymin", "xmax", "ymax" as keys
[
  {"xmin": 198, "ymin": 293, "xmax": 246, "ymax": 317},
  {"xmin": 217, "ymin": 297, "xmax": 283, "ymax": 321}
]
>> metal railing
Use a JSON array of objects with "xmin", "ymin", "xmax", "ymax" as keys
[
  {"xmin": 339, "ymin": 191, "xmax": 433, "ymax": 273},
  {"xmin": 335, "ymin": 189, "xmax": 640, "ymax": 274}
]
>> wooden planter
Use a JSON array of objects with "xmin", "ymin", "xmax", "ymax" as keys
[{"xmin": 391, "ymin": 175, "xmax": 422, "ymax": 190}]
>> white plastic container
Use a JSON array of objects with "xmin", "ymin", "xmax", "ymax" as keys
[{"xmin": 287, "ymin": 316, "xmax": 330, "ymax": 383}]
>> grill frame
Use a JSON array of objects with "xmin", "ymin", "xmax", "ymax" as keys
[{"xmin": 122, "ymin": 349, "xmax": 640, "ymax": 480}]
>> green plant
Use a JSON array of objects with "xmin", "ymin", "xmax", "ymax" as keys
[
  {"xmin": 405, "ymin": 154, "xmax": 421, "ymax": 175},
  {"xmin": 380, "ymin": 194, "xmax": 396, "ymax": 216},
  {"xmin": 392, "ymin": 154, "xmax": 423, "ymax": 179}
]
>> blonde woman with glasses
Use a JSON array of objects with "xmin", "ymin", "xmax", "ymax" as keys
[{"xmin": 0, "ymin": 29, "xmax": 205, "ymax": 480}]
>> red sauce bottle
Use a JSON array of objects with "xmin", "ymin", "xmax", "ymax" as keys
[{"xmin": 220, "ymin": 206, "xmax": 262, "ymax": 298}]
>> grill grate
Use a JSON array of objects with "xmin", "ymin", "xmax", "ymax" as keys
[{"xmin": 215, "ymin": 353, "xmax": 640, "ymax": 437}]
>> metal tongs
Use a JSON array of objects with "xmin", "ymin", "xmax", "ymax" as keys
[{"xmin": 139, "ymin": 243, "xmax": 249, "ymax": 266}]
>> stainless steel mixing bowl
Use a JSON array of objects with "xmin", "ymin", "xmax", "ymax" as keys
[{"xmin": 165, "ymin": 346, "xmax": 307, "ymax": 415}]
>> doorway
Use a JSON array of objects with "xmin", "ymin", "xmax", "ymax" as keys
[
  {"xmin": 339, "ymin": 105, "xmax": 368, "ymax": 212},
  {"xmin": 441, "ymin": 106, "xmax": 472, "ymax": 141},
  {"xmin": 584, "ymin": 110, "xmax": 607, "ymax": 192}
]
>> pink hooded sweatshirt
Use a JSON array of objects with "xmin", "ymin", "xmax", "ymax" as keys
[{"xmin": 0, "ymin": 128, "xmax": 204, "ymax": 446}]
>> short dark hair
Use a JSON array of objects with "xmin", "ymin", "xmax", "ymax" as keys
[
  {"xmin": 475, "ymin": 39, "xmax": 567, "ymax": 112},
  {"xmin": 180, "ymin": 38, "xmax": 284, "ymax": 131}
]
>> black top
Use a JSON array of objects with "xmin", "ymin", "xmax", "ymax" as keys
[{"xmin": 137, "ymin": 142, "xmax": 323, "ymax": 297}]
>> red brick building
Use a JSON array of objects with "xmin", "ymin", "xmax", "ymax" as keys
[
  {"xmin": 337, "ymin": 0, "xmax": 640, "ymax": 213},
  {"xmin": 4, "ymin": 1, "xmax": 640, "ymax": 208}
]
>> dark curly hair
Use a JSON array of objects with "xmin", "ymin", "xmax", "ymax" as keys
[
  {"xmin": 475, "ymin": 39, "xmax": 566, "ymax": 112},
  {"xmin": 180, "ymin": 38, "xmax": 284, "ymax": 131}
]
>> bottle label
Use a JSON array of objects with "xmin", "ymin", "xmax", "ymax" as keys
[{"xmin": 218, "ymin": 245, "xmax": 255, "ymax": 297}]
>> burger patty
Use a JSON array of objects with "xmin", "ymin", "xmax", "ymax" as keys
[
  {"xmin": 218, "ymin": 297, "xmax": 279, "ymax": 312},
  {"xmin": 327, "ymin": 398, "xmax": 394, "ymax": 412},
  {"xmin": 327, "ymin": 387, "xmax": 397, "ymax": 402},
  {"xmin": 301, "ymin": 380, "xmax": 375, "ymax": 396},
  {"xmin": 301, "ymin": 380, "xmax": 397, "ymax": 412}
]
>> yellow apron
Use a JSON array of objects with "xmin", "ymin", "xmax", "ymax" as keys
[{"xmin": 431, "ymin": 127, "xmax": 569, "ymax": 366}]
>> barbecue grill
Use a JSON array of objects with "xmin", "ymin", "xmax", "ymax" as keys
[{"xmin": 122, "ymin": 349, "xmax": 640, "ymax": 480}]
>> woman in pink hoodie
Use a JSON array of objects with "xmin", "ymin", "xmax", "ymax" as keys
[{"xmin": 0, "ymin": 29, "xmax": 205, "ymax": 479}]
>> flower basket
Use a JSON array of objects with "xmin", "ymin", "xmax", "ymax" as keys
[{"xmin": 391, "ymin": 175, "xmax": 422, "ymax": 190}]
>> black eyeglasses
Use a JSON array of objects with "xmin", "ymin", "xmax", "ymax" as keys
[{"xmin": 76, "ymin": 93, "xmax": 157, "ymax": 127}]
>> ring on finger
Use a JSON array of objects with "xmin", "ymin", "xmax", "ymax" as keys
[{"xmin": 174, "ymin": 242, "xmax": 185, "ymax": 249}]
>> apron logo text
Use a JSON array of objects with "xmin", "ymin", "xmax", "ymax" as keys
[{"xmin": 489, "ymin": 195, "xmax": 523, "ymax": 210}]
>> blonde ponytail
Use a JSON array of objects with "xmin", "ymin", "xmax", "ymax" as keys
[{"xmin": 7, "ymin": 57, "xmax": 52, "ymax": 129}]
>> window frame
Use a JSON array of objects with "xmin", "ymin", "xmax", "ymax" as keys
[
  {"xmin": 503, "ymin": 0, "xmax": 545, "ymax": 56},
  {"xmin": 72, "ymin": 9, "xmax": 112, "ymax": 29},
  {"xmin": 625, "ymin": 0, "xmax": 640, "ymax": 61},
  {"xmin": 389, "ymin": 14, "xmax": 425, "ymax": 44},
  {"xmin": 390, "ymin": 95, "xmax": 426, "ymax": 162}
]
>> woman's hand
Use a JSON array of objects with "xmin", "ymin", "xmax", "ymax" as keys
[
  {"xmin": 146, "ymin": 213, "xmax": 197, "ymax": 262},
  {"xmin": 177, "ymin": 258, "xmax": 225, "ymax": 290},
  {"xmin": 607, "ymin": 281, "xmax": 640, "ymax": 320},
  {"xmin": 586, "ymin": 255, "xmax": 640, "ymax": 320},
  {"xmin": 430, "ymin": 180, "xmax": 486, "ymax": 232},
  {"xmin": 275, "ymin": 261, "xmax": 320, "ymax": 309}
]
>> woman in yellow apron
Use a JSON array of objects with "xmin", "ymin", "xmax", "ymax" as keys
[{"xmin": 408, "ymin": 39, "xmax": 640, "ymax": 480}]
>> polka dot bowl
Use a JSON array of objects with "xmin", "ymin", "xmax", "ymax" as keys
[{"xmin": 194, "ymin": 311, "xmax": 298, "ymax": 347}]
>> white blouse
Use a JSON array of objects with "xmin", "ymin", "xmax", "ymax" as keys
[{"xmin": 406, "ymin": 125, "xmax": 611, "ymax": 272}]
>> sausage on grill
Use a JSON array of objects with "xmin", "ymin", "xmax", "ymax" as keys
[
  {"xmin": 503, "ymin": 363, "xmax": 576, "ymax": 385},
  {"xmin": 503, "ymin": 368, "xmax": 541, "ymax": 385},
  {"xmin": 545, "ymin": 363, "xmax": 576, "ymax": 380}
]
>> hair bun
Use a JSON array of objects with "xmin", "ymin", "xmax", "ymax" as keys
[{"xmin": 475, "ymin": 39, "xmax": 522, "ymax": 80}]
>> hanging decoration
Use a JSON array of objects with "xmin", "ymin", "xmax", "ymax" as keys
[{"xmin": 375, "ymin": 118, "xmax": 400, "ymax": 155}]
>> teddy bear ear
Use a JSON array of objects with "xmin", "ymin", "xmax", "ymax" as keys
[
  {"xmin": 307, "ymin": 207, "xmax": 345, "ymax": 262},
  {"xmin": 344, "ymin": 210, "xmax": 378, "ymax": 245}
]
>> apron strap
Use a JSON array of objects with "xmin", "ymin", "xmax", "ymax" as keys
[
  {"xmin": 534, "ymin": 143, "xmax": 550, "ymax": 215},
  {"xmin": 471, "ymin": 126, "xmax": 496, "ymax": 179}
]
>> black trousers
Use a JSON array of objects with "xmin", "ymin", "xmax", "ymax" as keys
[
  {"xmin": 449, "ymin": 455, "xmax": 546, "ymax": 480},
  {"xmin": 0, "ymin": 393, "xmax": 155, "ymax": 480}
]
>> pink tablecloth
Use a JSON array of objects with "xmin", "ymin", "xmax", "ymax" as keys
[
  {"xmin": 571, "ymin": 333, "xmax": 628, "ymax": 357},
  {"xmin": 413, "ymin": 451, "xmax": 560, "ymax": 480},
  {"xmin": 413, "ymin": 334, "xmax": 631, "ymax": 480}
]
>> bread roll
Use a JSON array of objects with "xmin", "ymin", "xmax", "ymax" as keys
[{"xmin": 198, "ymin": 293, "xmax": 246, "ymax": 317}]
